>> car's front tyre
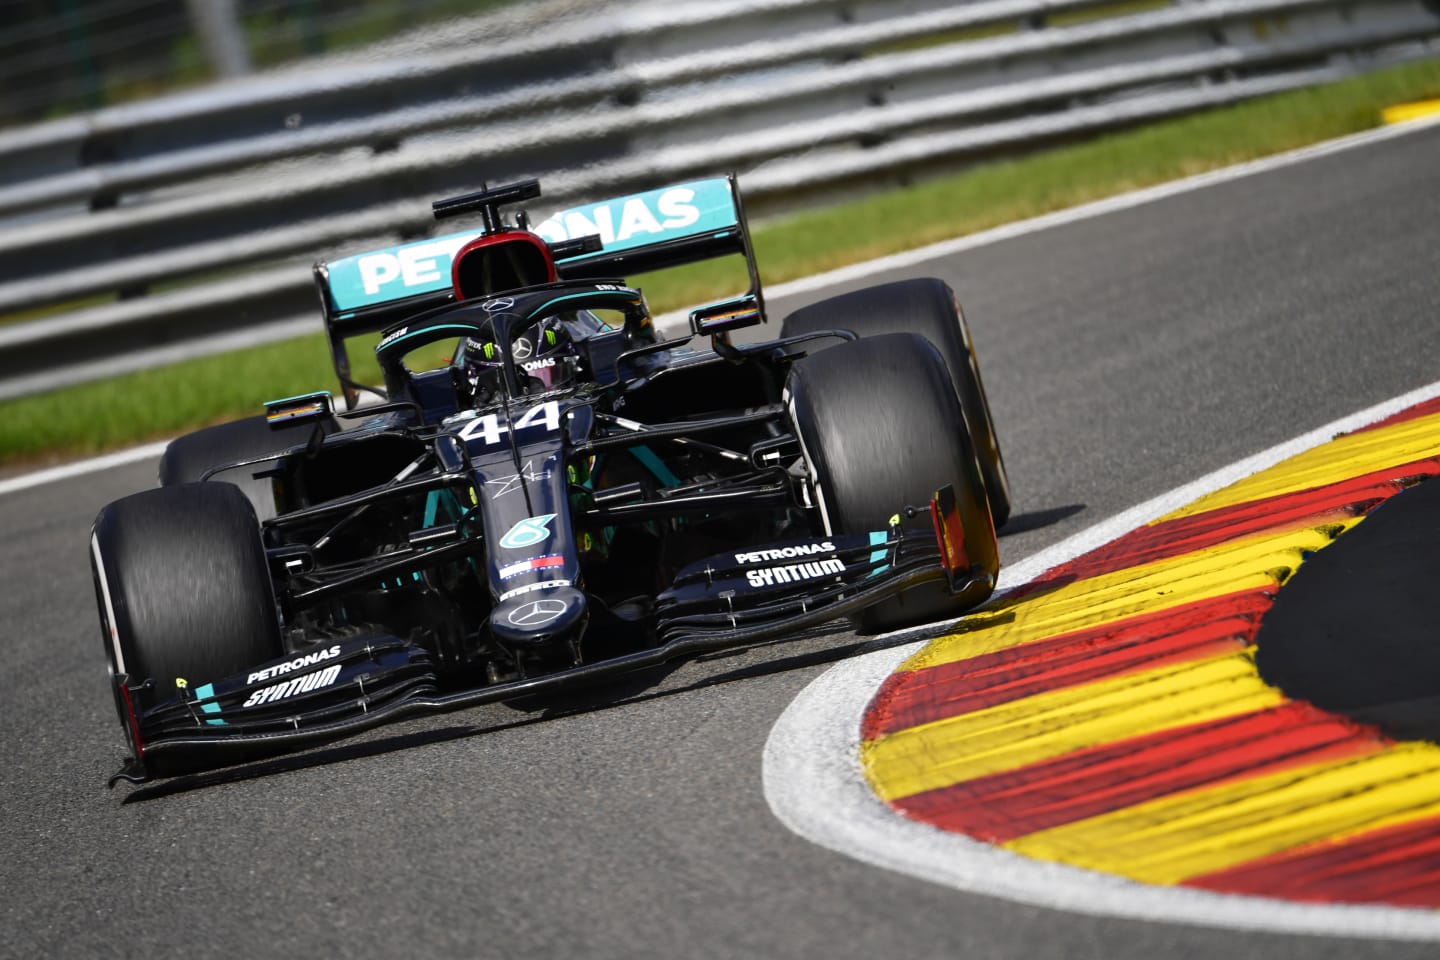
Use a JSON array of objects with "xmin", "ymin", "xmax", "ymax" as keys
[
  {"xmin": 91, "ymin": 482, "xmax": 283, "ymax": 770},
  {"xmin": 786, "ymin": 333, "xmax": 997, "ymax": 633},
  {"xmin": 781, "ymin": 277, "xmax": 1011, "ymax": 527}
]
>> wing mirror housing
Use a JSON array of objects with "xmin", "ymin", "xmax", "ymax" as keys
[{"xmin": 689, "ymin": 294, "xmax": 764, "ymax": 337}]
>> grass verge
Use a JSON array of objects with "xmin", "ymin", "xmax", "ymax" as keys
[{"xmin": 4, "ymin": 56, "xmax": 1440, "ymax": 469}]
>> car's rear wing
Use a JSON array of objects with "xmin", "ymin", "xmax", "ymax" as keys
[{"xmin": 314, "ymin": 175, "xmax": 764, "ymax": 408}]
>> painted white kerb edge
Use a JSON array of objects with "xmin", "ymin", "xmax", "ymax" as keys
[{"xmin": 762, "ymin": 378, "xmax": 1440, "ymax": 941}]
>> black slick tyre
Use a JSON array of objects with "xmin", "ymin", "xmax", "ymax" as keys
[
  {"xmin": 160, "ymin": 414, "xmax": 335, "ymax": 520},
  {"xmin": 787, "ymin": 333, "xmax": 997, "ymax": 633},
  {"xmin": 90, "ymin": 482, "xmax": 283, "ymax": 770},
  {"xmin": 781, "ymin": 277, "xmax": 1011, "ymax": 527}
]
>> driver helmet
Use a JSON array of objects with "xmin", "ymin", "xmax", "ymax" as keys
[{"xmin": 461, "ymin": 316, "xmax": 581, "ymax": 404}]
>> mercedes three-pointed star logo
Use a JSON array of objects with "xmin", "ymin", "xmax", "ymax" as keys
[{"xmin": 507, "ymin": 597, "xmax": 567, "ymax": 627}]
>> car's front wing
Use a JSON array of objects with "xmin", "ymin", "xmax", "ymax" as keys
[{"xmin": 111, "ymin": 489, "xmax": 992, "ymax": 785}]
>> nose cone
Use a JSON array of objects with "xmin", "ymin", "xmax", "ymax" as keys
[{"xmin": 489, "ymin": 585, "xmax": 587, "ymax": 648}]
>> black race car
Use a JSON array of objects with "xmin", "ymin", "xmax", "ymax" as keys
[{"xmin": 90, "ymin": 175, "xmax": 1010, "ymax": 784}]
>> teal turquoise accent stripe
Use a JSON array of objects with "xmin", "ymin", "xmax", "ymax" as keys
[
  {"xmin": 543, "ymin": 178, "xmax": 738, "ymax": 261},
  {"xmin": 194, "ymin": 682, "xmax": 225, "ymax": 726},
  {"xmin": 323, "ymin": 178, "xmax": 737, "ymax": 313},
  {"xmin": 869, "ymin": 530, "xmax": 890, "ymax": 577},
  {"xmin": 324, "ymin": 228, "xmax": 480, "ymax": 313}
]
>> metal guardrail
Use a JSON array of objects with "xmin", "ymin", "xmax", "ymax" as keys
[{"xmin": 1, "ymin": 0, "xmax": 1437, "ymax": 400}]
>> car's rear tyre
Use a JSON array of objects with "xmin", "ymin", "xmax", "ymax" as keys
[
  {"xmin": 787, "ymin": 333, "xmax": 997, "ymax": 634},
  {"xmin": 91, "ymin": 483, "xmax": 283, "ymax": 769},
  {"xmin": 160, "ymin": 414, "xmax": 335, "ymax": 520},
  {"xmin": 781, "ymin": 277, "xmax": 1011, "ymax": 527}
]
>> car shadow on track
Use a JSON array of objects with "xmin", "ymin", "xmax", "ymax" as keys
[
  {"xmin": 997, "ymin": 503, "xmax": 1086, "ymax": 537},
  {"xmin": 117, "ymin": 621, "xmax": 949, "ymax": 803}
]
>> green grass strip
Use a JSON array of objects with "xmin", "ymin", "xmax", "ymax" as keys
[{"xmin": 4, "ymin": 56, "xmax": 1440, "ymax": 468}]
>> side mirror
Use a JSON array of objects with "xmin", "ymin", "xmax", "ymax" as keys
[
  {"xmin": 264, "ymin": 390, "xmax": 333, "ymax": 427},
  {"xmin": 689, "ymin": 294, "xmax": 764, "ymax": 337}
]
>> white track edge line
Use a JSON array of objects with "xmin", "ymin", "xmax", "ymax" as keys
[
  {"xmin": 762, "ymin": 377, "xmax": 1440, "ymax": 940},
  {"xmin": 0, "ymin": 441, "xmax": 169, "ymax": 498},
  {"xmin": 754, "ymin": 114, "xmax": 1440, "ymax": 302}
]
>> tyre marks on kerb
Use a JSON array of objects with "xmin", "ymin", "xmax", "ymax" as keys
[{"xmin": 861, "ymin": 396, "xmax": 1440, "ymax": 906}]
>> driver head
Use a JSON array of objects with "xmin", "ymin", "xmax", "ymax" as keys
[{"xmin": 461, "ymin": 316, "xmax": 581, "ymax": 405}]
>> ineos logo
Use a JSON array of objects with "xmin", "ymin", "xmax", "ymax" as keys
[
  {"xmin": 507, "ymin": 598, "xmax": 567, "ymax": 627},
  {"xmin": 481, "ymin": 297, "xmax": 515, "ymax": 313}
]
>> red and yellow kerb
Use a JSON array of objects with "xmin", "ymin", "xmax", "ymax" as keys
[{"xmin": 862, "ymin": 397, "xmax": 1440, "ymax": 906}]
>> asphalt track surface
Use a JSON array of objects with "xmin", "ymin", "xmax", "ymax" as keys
[{"xmin": 3, "ymin": 122, "xmax": 1439, "ymax": 959}]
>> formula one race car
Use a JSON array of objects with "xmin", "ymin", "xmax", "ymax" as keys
[{"xmin": 90, "ymin": 175, "xmax": 1011, "ymax": 783}]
